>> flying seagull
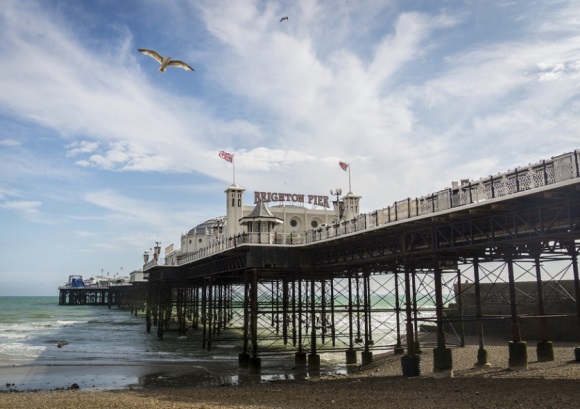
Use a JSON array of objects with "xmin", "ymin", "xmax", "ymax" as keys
[
  {"xmin": 137, "ymin": 49, "xmax": 194, "ymax": 72},
  {"xmin": 57, "ymin": 341, "xmax": 69, "ymax": 348},
  {"xmin": 280, "ymin": 16, "xmax": 288, "ymax": 22}
]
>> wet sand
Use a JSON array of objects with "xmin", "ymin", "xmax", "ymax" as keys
[
  {"xmin": 1, "ymin": 363, "xmax": 170, "ymax": 391},
  {"xmin": 1, "ymin": 338, "xmax": 579, "ymax": 408},
  {"xmin": 0, "ymin": 359, "xmax": 244, "ymax": 392}
]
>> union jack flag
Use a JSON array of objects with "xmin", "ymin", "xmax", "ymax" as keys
[
  {"xmin": 339, "ymin": 161, "xmax": 349, "ymax": 171},
  {"xmin": 219, "ymin": 150, "xmax": 233, "ymax": 163}
]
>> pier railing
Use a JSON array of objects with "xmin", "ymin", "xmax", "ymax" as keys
[{"xmin": 157, "ymin": 149, "xmax": 580, "ymax": 270}]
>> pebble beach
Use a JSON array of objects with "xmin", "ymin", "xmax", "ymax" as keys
[{"xmin": 1, "ymin": 336, "xmax": 579, "ymax": 409}]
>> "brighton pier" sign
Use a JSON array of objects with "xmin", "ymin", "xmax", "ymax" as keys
[{"xmin": 254, "ymin": 191, "xmax": 330, "ymax": 208}]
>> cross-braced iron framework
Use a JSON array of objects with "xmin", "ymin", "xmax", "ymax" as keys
[{"xmin": 141, "ymin": 151, "xmax": 580, "ymax": 375}]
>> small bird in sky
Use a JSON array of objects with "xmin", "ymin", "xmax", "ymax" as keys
[
  {"xmin": 280, "ymin": 16, "xmax": 288, "ymax": 22},
  {"xmin": 137, "ymin": 49, "xmax": 194, "ymax": 72},
  {"xmin": 57, "ymin": 341, "xmax": 69, "ymax": 348}
]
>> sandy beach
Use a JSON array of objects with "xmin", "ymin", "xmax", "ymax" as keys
[{"xmin": 1, "ymin": 336, "xmax": 579, "ymax": 409}]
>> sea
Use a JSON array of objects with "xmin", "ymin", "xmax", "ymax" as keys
[
  {"xmin": 0, "ymin": 296, "xmax": 173, "ymax": 366},
  {"xmin": 0, "ymin": 296, "xmax": 439, "ymax": 391},
  {"xmin": 0, "ymin": 296, "xmax": 353, "ymax": 391}
]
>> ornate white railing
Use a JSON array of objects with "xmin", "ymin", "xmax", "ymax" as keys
[{"xmin": 148, "ymin": 149, "xmax": 580, "ymax": 270}]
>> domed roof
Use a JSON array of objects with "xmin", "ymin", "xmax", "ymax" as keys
[{"xmin": 187, "ymin": 216, "xmax": 226, "ymax": 236}]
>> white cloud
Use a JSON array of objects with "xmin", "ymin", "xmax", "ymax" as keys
[
  {"xmin": 0, "ymin": 139, "xmax": 21, "ymax": 147},
  {"xmin": 0, "ymin": 200, "xmax": 42, "ymax": 220},
  {"xmin": 66, "ymin": 141, "xmax": 100, "ymax": 157},
  {"xmin": 8, "ymin": 0, "xmax": 574, "ymax": 203},
  {"xmin": 0, "ymin": 1, "xmax": 240, "ymax": 177},
  {"xmin": 536, "ymin": 60, "xmax": 580, "ymax": 82},
  {"xmin": 83, "ymin": 190, "xmax": 160, "ymax": 224},
  {"xmin": 2, "ymin": 1, "xmax": 580, "ymax": 295},
  {"xmin": 75, "ymin": 230, "xmax": 97, "ymax": 238}
]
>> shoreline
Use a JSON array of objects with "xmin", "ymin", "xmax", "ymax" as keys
[
  {"xmin": 0, "ymin": 359, "xmax": 244, "ymax": 392},
  {"xmin": 1, "ymin": 337, "xmax": 579, "ymax": 408},
  {"xmin": 0, "ymin": 353, "xmax": 345, "ymax": 392}
]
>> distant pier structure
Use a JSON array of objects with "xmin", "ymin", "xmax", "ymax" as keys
[
  {"xmin": 58, "ymin": 275, "xmax": 108, "ymax": 305},
  {"xmin": 58, "ymin": 273, "xmax": 147, "ymax": 314}
]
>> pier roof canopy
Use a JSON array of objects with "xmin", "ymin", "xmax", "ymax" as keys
[
  {"xmin": 239, "ymin": 203, "xmax": 283, "ymax": 225},
  {"xmin": 187, "ymin": 216, "xmax": 226, "ymax": 236}
]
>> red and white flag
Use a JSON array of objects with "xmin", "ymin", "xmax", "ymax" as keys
[
  {"xmin": 339, "ymin": 161, "xmax": 349, "ymax": 171},
  {"xmin": 219, "ymin": 150, "xmax": 233, "ymax": 163}
]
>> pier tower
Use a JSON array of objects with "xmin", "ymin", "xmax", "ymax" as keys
[
  {"xmin": 225, "ymin": 184, "xmax": 245, "ymax": 237},
  {"xmin": 342, "ymin": 192, "xmax": 361, "ymax": 220}
]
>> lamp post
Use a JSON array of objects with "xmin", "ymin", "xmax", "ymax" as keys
[
  {"xmin": 330, "ymin": 188, "xmax": 342, "ymax": 223},
  {"xmin": 154, "ymin": 242, "xmax": 161, "ymax": 264}
]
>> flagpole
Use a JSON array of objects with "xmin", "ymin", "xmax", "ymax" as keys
[
  {"xmin": 232, "ymin": 154, "xmax": 236, "ymax": 185},
  {"xmin": 348, "ymin": 165, "xmax": 352, "ymax": 193}
]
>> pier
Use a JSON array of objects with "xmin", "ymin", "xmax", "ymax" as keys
[
  {"xmin": 141, "ymin": 149, "xmax": 580, "ymax": 376},
  {"xmin": 70, "ymin": 149, "xmax": 580, "ymax": 377},
  {"xmin": 58, "ymin": 274, "xmax": 148, "ymax": 315}
]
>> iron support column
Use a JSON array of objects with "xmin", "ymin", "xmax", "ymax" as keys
[
  {"xmin": 239, "ymin": 270, "xmax": 250, "ymax": 368},
  {"xmin": 411, "ymin": 269, "xmax": 421, "ymax": 353},
  {"xmin": 457, "ymin": 269, "xmax": 465, "ymax": 347},
  {"xmin": 530, "ymin": 243, "xmax": 554, "ymax": 362},
  {"xmin": 401, "ymin": 263, "xmax": 421, "ymax": 377},
  {"xmin": 207, "ymin": 278, "xmax": 213, "ymax": 351},
  {"xmin": 361, "ymin": 270, "xmax": 373, "ymax": 365},
  {"xmin": 433, "ymin": 260, "xmax": 453, "ymax": 378},
  {"xmin": 308, "ymin": 278, "xmax": 320, "ymax": 370},
  {"xmin": 283, "ymin": 278, "xmax": 289, "ymax": 345},
  {"xmin": 564, "ymin": 241, "xmax": 580, "ymax": 361},
  {"xmin": 346, "ymin": 271, "xmax": 357, "ymax": 364},
  {"xmin": 473, "ymin": 256, "xmax": 490, "ymax": 367},
  {"xmin": 507, "ymin": 251, "xmax": 528, "ymax": 370},
  {"xmin": 394, "ymin": 269, "xmax": 404, "ymax": 354},
  {"xmin": 295, "ymin": 274, "xmax": 306, "ymax": 367},
  {"xmin": 249, "ymin": 269, "xmax": 261, "ymax": 372},
  {"xmin": 201, "ymin": 279, "xmax": 207, "ymax": 348},
  {"xmin": 330, "ymin": 278, "xmax": 336, "ymax": 346}
]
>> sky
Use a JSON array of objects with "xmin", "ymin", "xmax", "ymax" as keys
[{"xmin": 1, "ymin": 0, "xmax": 579, "ymax": 296}]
